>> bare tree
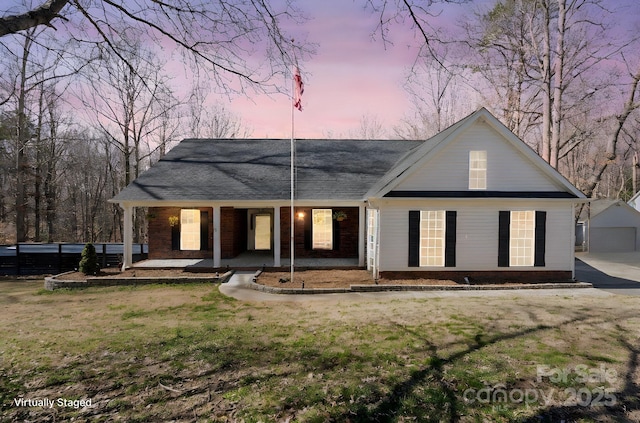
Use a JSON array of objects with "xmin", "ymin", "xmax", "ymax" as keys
[
  {"xmin": 463, "ymin": 0, "xmax": 634, "ymax": 170},
  {"xmin": 0, "ymin": 0, "xmax": 308, "ymax": 93},
  {"xmin": 350, "ymin": 113, "xmax": 387, "ymax": 139},
  {"xmin": 188, "ymin": 89, "xmax": 252, "ymax": 139},
  {"xmin": 81, "ymin": 40, "xmax": 179, "ymax": 186},
  {"xmin": 581, "ymin": 64, "xmax": 640, "ymax": 198},
  {"xmin": 363, "ymin": 0, "xmax": 472, "ymax": 68}
]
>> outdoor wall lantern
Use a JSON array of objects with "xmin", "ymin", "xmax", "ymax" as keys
[{"xmin": 297, "ymin": 212, "xmax": 305, "ymax": 220}]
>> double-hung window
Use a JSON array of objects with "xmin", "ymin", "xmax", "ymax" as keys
[
  {"xmin": 312, "ymin": 209, "xmax": 333, "ymax": 250},
  {"xmin": 420, "ymin": 210, "xmax": 445, "ymax": 267},
  {"xmin": 509, "ymin": 211, "xmax": 535, "ymax": 266},
  {"xmin": 180, "ymin": 209, "xmax": 201, "ymax": 250},
  {"xmin": 498, "ymin": 210, "xmax": 546, "ymax": 267},
  {"xmin": 469, "ymin": 150, "xmax": 487, "ymax": 190}
]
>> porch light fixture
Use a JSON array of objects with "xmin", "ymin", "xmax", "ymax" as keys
[{"xmin": 297, "ymin": 212, "xmax": 305, "ymax": 220}]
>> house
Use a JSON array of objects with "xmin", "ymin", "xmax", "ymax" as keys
[
  {"xmin": 581, "ymin": 199, "xmax": 640, "ymax": 252},
  {"xmin": 111, "ymin": 108, "xmax": 587, "ymax": 282}
]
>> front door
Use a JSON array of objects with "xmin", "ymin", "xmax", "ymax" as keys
[{"xmin": 254, "ymin": 214, "xmax": 271, "ymax": 250}]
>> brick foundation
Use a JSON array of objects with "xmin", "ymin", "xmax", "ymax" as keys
[{"xmin": 378, "ymin": 270, "xmax": 574, "ymax": 284}]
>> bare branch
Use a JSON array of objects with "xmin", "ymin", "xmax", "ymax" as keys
[{"xmin": 0, "ymin": 0, "xmax": 70, "ymax": 36}]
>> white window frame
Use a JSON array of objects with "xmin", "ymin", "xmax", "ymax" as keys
[
  {"xmin": 469, "ymin": 150, "xmax": 487, "ymax": 190},
  {"xmin": 180, "ymin": 209, "xmax": 200, "ymax": 251},
  {"xmin": 312, "ymin": 209, "xmax": 333, "ymax": 250},
  {"xmin": 510, "ymin": 210, "xmax": 535, "ymax": 266},
  {"xmin": 419, "ymin": 210, "xmax": 445, "ymax": 267}
]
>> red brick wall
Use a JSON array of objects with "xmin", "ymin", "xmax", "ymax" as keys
[
  {"xmin": 221, "ymin": 208, "xmax": 247, "ymax": 259},
  {"xmin": 147, "ymin": 207, "xmax": 213, "ymax": 259},
  {"xmin": 280, "ymin": 206, "xmax": 359, "ymax": 259}
]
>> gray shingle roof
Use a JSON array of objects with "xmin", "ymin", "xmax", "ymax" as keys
[{"xmin": 111, "ymin": 139, "xmax": 423, "ymax": 203}]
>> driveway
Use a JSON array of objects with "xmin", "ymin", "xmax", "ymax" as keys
[{"xmin": 575, "ymin": 252, "xmax": 640, "ymax": 295}]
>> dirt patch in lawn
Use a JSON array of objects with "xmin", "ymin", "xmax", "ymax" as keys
[{"xmin": 256, "ymin": 269, "xmax": 458, "ymax": 288}]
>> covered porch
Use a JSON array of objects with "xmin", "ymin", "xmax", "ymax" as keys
[
  {"xmin": 119, "ymin": 201, "xmax": 367, "ymax": 270},
  {"xmin": 132, "ymin": 251, "xmax": 360, "ymax": 270}
]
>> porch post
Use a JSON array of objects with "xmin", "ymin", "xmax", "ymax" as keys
[
  {"xmin": 121, "ymin": 203, "xmax": 133, "ymax": 270},
  {"xmin": 213, "ymin": 205, "xmax": 221, "ymax": 268},
  {"xmin": 274, "ymin": 206, "xmax": 281, "ymax": 267},
  {"xmin": 358, "ymin": 204, "xmax": 365, "ymax": 267}
]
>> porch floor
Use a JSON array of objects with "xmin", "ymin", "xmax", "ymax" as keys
[{"xmin": 132, "ymin": 250, "xmax": 360, "ymax": 269}]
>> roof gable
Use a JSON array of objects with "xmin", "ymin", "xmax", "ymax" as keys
[
  {"xmin": 368, "ymin": 108, "xmax": 585, "ymax": 199},
  {"xmin": 590, "ymin": 199, "xmax": 640, "ymax": 225}
]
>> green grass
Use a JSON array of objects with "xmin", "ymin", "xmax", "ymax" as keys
[{"xmin": 0, "ymin": 281, "xmax": 638, "ymax": 422}]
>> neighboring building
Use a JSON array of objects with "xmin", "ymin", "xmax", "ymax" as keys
[
  {"xmin": 628, "ymin": 191, "xmax": 640, "ymax": 212},
  {"xmin": 582, "ymin": 199, "xmax": 640, "ymax": 253},
  {"xmin": 111, "ymin": 108, "xmax": 587, "ymax": 282}
]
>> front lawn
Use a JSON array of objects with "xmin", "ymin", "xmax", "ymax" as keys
[{"xmin": 1, "ymin": 281, "xmax": 638, "ymax": 422}]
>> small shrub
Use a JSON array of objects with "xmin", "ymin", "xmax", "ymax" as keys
[{"xmin": 79, "ymin": 243, "xmax": 100, "ymax": 275}]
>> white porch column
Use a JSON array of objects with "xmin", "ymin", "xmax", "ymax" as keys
[
  {"xmin": 274, "ymin": 206, "xmax": 281, "ymax": 267},
  {"xmin": 121, "ymin": 203, "xmax": 133, "ymax": 270},
  {"xmin": 213, "ymin": 205, "xmax": 221, "ymax": 268},
  {"xmin": 358, "ymin": 204, "xmax": 366, "ymax": 267}
]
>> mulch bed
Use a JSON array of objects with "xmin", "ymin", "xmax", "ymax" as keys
[{"xmin": 256, "ymin": 270, "xmax": 458, "ymax": 289}]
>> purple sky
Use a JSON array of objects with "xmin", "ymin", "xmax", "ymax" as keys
[
  {"xmin": 220, "ymin": 0, "xmax": 640, "ymax": 139},
  {"xmin": 225, "ymin": 0, "xmax": 424, "ymax": 139}
]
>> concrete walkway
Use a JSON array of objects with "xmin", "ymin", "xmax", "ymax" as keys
[
  {"xmin": 575, "ymin": 252, "xmax": 640, "ymax": 296},
  {"xmin": 219, "ymin": 271, "xmax": 611, "ymax": 302}
]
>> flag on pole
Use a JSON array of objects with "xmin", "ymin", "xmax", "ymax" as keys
[{"xmin": 293, "ymin": 67, "xmax": 304, "ymax": 111}]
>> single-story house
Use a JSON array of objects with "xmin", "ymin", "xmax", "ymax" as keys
[
  {"xmin": 581, "ymin": 199, "xmax": 640, "ymax": 252},
  {"xmin": 111, "ymin": 108, "xmax": 587, "ymax": 282}
]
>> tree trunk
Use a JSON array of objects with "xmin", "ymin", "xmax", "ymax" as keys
[
  {"xmin": 15, "ymin": 34, "xmax": 32, "ymax": 243},
  {"xmin": 540, "ymin": 1, "xmax": 552, "ymax": 164},
  {"xmin": 582, "ymin": 68, "xmax": 640, "ymax": 197},
  {"xmin": 550, "ymin": 0, "xmax": 566, "ymax": 169}
]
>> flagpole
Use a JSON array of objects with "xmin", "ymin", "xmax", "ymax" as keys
[
  {"xmin": 290, "ymin": 64, "xmax": 295, "ymax": 284},
  {"xmin": 290, "ymin": 45, "xmax": 303, "ymax": 285}
]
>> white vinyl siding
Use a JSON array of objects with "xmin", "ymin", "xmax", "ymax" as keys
[
  {"xmin": 377, "ymin": 201, "xmax": 573, "ymax": 272},
  {"xmin": 367, "ymin": 209, "xmax": 379, "ymax": 271},
  {"xmin": 509, "ymin": 211, "xmax": 535, "ymax": 266},
  {"xmin": 396, "ymin": 122, "xmax": 561, "ymax": 192},
  {"xmin": 180, "ymin": 209, "xmax": 200, "ymax": 250},
  {"xmin": 469, "ymin": 150, "xmax": 487, "ymax": 189},
  {"xmin": 312, "ymin": 209, "xmax": 333, "ymax": 250},
  {"xmin": 420, "ymin": 210, "xmax": 445, "ymax": 267}
]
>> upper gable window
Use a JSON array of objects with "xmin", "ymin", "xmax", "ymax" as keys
[{"xmin": 469, "ymin": 150, "xmax": 487, "ymax": 190}]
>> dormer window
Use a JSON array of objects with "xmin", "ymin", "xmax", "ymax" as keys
[{"xmin": 469, "ymin": 150, "xmax": 487, "ymax": 190}]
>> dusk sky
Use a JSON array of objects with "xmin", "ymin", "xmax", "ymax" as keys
[
  {"xmin": 219, "ymin": 0, "xmax": 639, "ymax": 140},
  {"xmin": 224, "ymin": 0, "xmax": 451, "ymax": 139}
]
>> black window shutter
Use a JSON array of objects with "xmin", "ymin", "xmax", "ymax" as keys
[
  {"xmin": 408, "ymin": 211, "xmax": 420, "ymax": 267},
  {"xmin": 171, "ymin": 218, "xmax": 180, "ymax": 251},
  {"xmin": 445, "ymin": 211, "xmax": 457, "ymax": 267},
  {"xmin": 534, "ymin": 211, "xmax": 546, "ymax": 267},
  {"xmin": 304, "ymin": 210, "xmax": 312, "ymax": 250},
  {"xmin": 200, "ymin": 211, "xmax": 209, "ymax": 250},
  {"xmin": 332, "ymin": 217, "xmax": 340, "ymax": 251},
  {"xmin": 498, "ymin": 211, "xmax": 510, "ymax": 267}
]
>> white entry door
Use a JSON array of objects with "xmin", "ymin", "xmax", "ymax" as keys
[{"xmin": 254, "ymin": 215, "xmax": 271, "ymax": 250}]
